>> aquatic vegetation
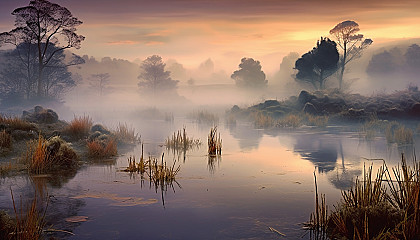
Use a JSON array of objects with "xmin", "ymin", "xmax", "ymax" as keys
[
  {"xmin": 208, "ymin": 127, "xmax": 222, "ymax": 155},
  {"xmin": 11, "ymin": 189, "xmax": 48, "ymax": 240},
  {"xmin": 225, "ymin": 113, "xmax": 237, "ymax": 126},
  {"xmin": 124, "ymin": 145, "xmax": 146, "ymax": 174},
  {"xmin": 307, "ymin": 154, "xmax": 420, "ymax": 239},
  {"xmin": 65, "ymin": 115, "xmax": 93, "ymax": 139},
  {"xmin": 305, "ymin": 114, "xmax": 329, "ymax": 127},
  {"xmin": 190, "ymin": 110, "xmax": 219, "ymax": 125},
  {"xmin": 24, "ymin": 135, "xmax": 78, "ymax": 173},
  {"xmin": 277, "ymin": 114, "xmax": 303, "ymax": 128},
  {"xmin": 164, "ymin": 112, "xmax": 174, "ymax": 122},
  {"xmin": 0, "ymin": 114, "xmax": 34, "ymax": 131},
  {"xmin": 165, "ymin": 127, "xmax": 201, "ymax": 152},
  {"xmin": 86, "ymin": 138, "xmax": 117, "ymax": 158},
  {"xmin": 0, "ymin": 130, "xmax": 12, "ymax": 152},
  {"xmin": 250, "ymin": 111, "xmax": 274, "ymax": 128},
  {"xmin": 114, "ymin": 122, "xmax": 140, "ymax": 144},
  {"xmin": 147, "ymin": 154, "xmax": 180, "ymax": 190},
  {"xmin": 393, "ymin": 125, "xmax": 414, "ymax": 144}
]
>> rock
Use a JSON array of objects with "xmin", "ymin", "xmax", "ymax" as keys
[
  {"xmin": 347, "ymin": 108, "xmax": 366, "ymax": 117},
  {"xmin": 22, "ymin": 106, "xmax": 59, "ymax": 124},
  {"xmin": 303, "ymin": 102, "xmax": 318, "ymax": 115},
  {"xmin": 298, "ymin": 90, "xmax": 316, "ymax": 106},
  {"xmin": 88, "ymin": 131, "xmax": 102, "ymax": 142},
  {"xmin": 46, "ymin": 136, "xmax": 78, "ymax": 169},
  {"xmin": 408, "ymin": 103, "xmax": 420, "ymax": 117},
  {"xmin": 91, "ymin": 124, "xmax": 110, "ymax": 135},
  {"xmin": 230, "ymin": 105, "xmax": 240, "ymax": 113}
]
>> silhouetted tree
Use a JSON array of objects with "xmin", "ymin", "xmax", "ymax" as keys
[
  {"xmin": 329, "ymin": 20, "xmax": 372, "ymax": 89},
  {"xmin": 366, "ymin": 51, "xmax": 398, "ymax": 77},
  {"xmin": 137, "ymin": 55, "xmax": 178, "ymax": 93},
  {"xmin": 231, "ymin": 58, "xmax": 267, "ymax": 88},
  {"xmin": 0, "ymin": 43, "xmax": 77, "ymax": 101},
  {"xmin": 0, "ymin": 0, "xmax": 84, "ymax": 97},
  {"xmin": 294, "ymin": 37, "xmax": 339, "ymax": 90},
  {"xmin": 89, "ymin": 73, "xmax": 110, "ymax": 96},
  {"xmin": 405, "ymin": 44, "xmax": 420, "ymax": 73}
]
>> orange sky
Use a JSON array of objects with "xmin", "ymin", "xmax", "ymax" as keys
[{"xmin": 1, "ymin": 0, "xmax": 420, "ymax": 73}]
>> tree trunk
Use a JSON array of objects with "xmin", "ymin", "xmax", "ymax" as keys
[{"xmin": 339, "ymin": 43, "xmax": 347, "ymax": 90}]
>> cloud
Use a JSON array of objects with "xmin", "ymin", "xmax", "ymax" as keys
[{"xmin": 106, "ymin": 40, "xmax": 140, "ymax": 45}]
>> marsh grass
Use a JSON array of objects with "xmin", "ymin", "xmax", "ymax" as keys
[
  {"xmin": 147, "ymin": 154, "xmax": 180, "ymax": 187},
  {"xmin": 360, "ymin": 120, "xmax": 414, "ymax": 145},
  {"xmin": 10, "ymin": 189, "xmax": 48, "ymax": 240},
  {"xmin": 307, "ymin": 154, "xmax": 420, "ymax": 239},
  {"xmin": 0, "ymin": 115, "xmax": 34, "ymax": 131},
  {"xmin": 114, "ymin": 122, "xmax": 139, "ymax": 144},
  {"xmin": 190, "ymin": 110, "xmax": 219, "ymax": 125},
  {"xmin": 65, "ymin": 115, "xmax": 93, "ymax": 139},
  {"xmin": 124, "ymin": 144, "xmax": 146, "ymax": 175},
  {"xmin": 86, "ymin": 138, "xmax": 117, "ymax": 158},
  {"xmin": 250, "ymin": 111, "xmax": 274, "ymax": 128},
  {"xmin": 165, "ymin": 127, "xmax": 201, "ymax": 152},
  {"xmin": 277, "ymin": 114, "xmax": 303, "ymax": 128},
  {"xmin": 208, "ymin": 127, "xmax": 222, "ymax": 155},
  {"xmin": 26, "ymin": 135, "xmax": 50, "ymax": 174},
  {"xmin": 305, "ymin": 114, "xmax": 329, "ymax": 127}
]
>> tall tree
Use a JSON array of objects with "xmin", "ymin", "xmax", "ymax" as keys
[
  {"xmin": 0, "ymin": 0, "xmax": 84, "ymax": 97},
  {"xmin": 329, "ymin": 20, "xmax": 372, "ymax": 89},
  {"xmin": 294, "ymin": 37, "xmax": 339, "ymax": 90},
  {"xmin": 138, "ymin": 55, "xmax": 178, "ymax": 93},
  {"xmin": 89, "ymin": 73, "xmax": 111, "ymax": 96},
  {"xmin": 231, "ymin": 58, "xmax": 267, "ymax": 88}
]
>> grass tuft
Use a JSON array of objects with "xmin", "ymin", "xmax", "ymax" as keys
[
  {"xmin": 0, "ymin": 114, "xmax": 34, "ymax": 131},
  {"xmin": 0, "ymin": 130, "xmax": 12, "ymax": 152},
  {"xmin": 165, "ymin": 127, "xmax": 201, "ymax": 152},
  {"xmin": 65, "ymin": 115, "xmax": 93, "ymax": 139},
  {"xmin": 114, "ymin": 122, "xmax": 139, "ymax": 144},
  {"xmin": 208, "ymin": 127, "xmax": 222, "ymax": 155},
  {"xmin": 87, "ymin": 138, "xmax": 117, "ymax": 158}
]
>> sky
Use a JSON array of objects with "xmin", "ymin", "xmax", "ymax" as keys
[{"xmin": 1, "ymin": 0, "xmax": 420, "ymax": 73}]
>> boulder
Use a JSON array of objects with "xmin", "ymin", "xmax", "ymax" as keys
[
  {"xmin": 91, "ymin": 124, "xmax": 111, "ymax": 135},
  {"xmin": 303, "ymin": 102, "xmax": 318, "ymax": 115},
  {"xmin": 298, "ymin": 90, "xmax": 316, "ymax": 106},
  {"xmin": 22, "ymin": 106, "xmax": 59, "ymax": 124}
]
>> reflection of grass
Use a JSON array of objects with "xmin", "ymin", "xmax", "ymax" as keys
[
  {"xmin": 359, "ymin": 120, "xmax": 414, "ymax": 145},
  {"xmin": 208, "ymin": 127, "xmax": 222, "ymax": 155},
  {"xmin": 165, "ymin": 127, "xmax": 201, "ymax": 152},
  {"xmin": 189, "ymin": 110, "xmax": 219, "ymax": 125},
  {"xmin": 307, "ymin": 154, "xmax": 420, "ymax": 239}
]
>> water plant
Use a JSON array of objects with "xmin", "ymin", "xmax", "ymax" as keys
[
  {"xmin": 190, "ymin": 110, "xmax": 219, "ymax": 125},
  {"xmin": 165, "ymin": 127, "xmax": 201, "ymax": 152},
  {"xmin": 114, "ymin": 122, "xmax": 139, "ymax": 144},
  {"xmin": 208, "ymin": 127, "xmax": 222, "ymax": 155},
  {"xmin": 147, "ymin": 154, "xmax": 180, "ymax": 188},
  {"xmin": 250, "ymin": 111, "xmax": 274, "ymax": 128},
  {"xmin": 277, "ymin": 114, "xmax": 303, "ymax": 128},
  {"xmin": 65, "ymin": 115, "xmax": 93, "ymax": 139},
  {"xmin": 306, "ymin": 154, "xmax": 420, "ymax": 239},
  {"xmin": 86, "ymin": 138, "xmax": 117, "ymax": 158}
]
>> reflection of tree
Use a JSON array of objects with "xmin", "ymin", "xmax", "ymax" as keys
[
  {"xmin": 228, "ymin": 123, "xmax": 263, "ymax": 150},
  {"xmin": 207, "ymin": 155, "xmax": 221, "ymax": 174},
  {"xmin": 293, "ymin": 134, "xmax": 338, "ymax": 173}
]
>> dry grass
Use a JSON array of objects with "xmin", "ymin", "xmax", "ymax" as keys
[
  {"xmin": 114, "ymin": 122, "xmax": 139, "ymax": 144},
  {"xmin": 11, "ymin": 189, "xmax": 48, "ymax": 240},
  {"xmin": 250, "ymin": 111, "xmax": 274, "ymax": 128},
  {"xmin": 87, "ymin": 138, "xmax": 117, "ymax": 158},
  {"xmin": 308, "ymin": 154, "xmax": 420, "ymax": 239},
  {"xmin": 277, "ymin": 114, "xmax": 303, "ymax": 128},
  {"xmin": 165, "ymin": 127, "xmax": 201, "ymax": 152},
  {"xmin": 124, "ymin": 144, "xmax": 146, "ymax": 174},
  {"xmin": 190, "ymin": 110, "xmax": 219, "ymax": 125},
  {"xmin": 147, "ymin": 154, "xmax": 180, "ymax": 189},
  {"xmin": 393, "ymin": 126, "xmax": 414, "ymax": 145},
  {"xmin": 25, "ymin": 135, "xmax": 50, "ymax": 174},
  {"xmin": 65, "ymin": 115, "xmax": 93, "ymax": 139},
  {"xmin": 0, "ymin": 114, "xmax": 34, "ymax": 131},
  {"xmin": 305, "ymin": 114, "xmax": 329, "ymax": 127},
  {"xmin": 208, "ymin": 127, "xmax": 222, "ymax": 156}
]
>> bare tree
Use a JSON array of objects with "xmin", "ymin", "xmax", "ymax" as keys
[
  {"xmin": 0, "ymin": 0, "xmax": 85, "ymax": 97},
  {"xmin": 329, "ymin": 20, "xmax": 372, "ymax": 89},
  {"xmin": 89, "ymin": 73, "xmax": 111, "ymax": 96}
]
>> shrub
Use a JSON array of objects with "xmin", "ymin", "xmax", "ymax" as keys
[
  {"xmin": 87, "ymin": 139, "xmax": 117, "ymax": 158},
  {"xmin": 65, "ymin": 115, "xmax": 93, "ymax": 139}
]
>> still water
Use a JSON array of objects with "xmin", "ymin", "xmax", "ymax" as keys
[{"xmin": 0, "ymin": 117, "xmax": 418, "ymax": 239}]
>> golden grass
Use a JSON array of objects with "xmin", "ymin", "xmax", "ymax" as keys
[
  {"xmin": 11, "ymin": 189, "xmax": 48, "ymax": 240},
  {"xmin": 114, "ymin": 122, "xmax": 139, "ymax": 144},
  {"xmin": 165, "ymin": 127, "xmax": 201, "ymax": 152},
  {"xmin": 87, "ymin": 139, "xmax": 117, "ymax": 158},
  {"xmin": 250, "ymin": 111, "xmax": 274, "ymax": 128},
  {"xmin": 65, "ymin": 115, "xmax": 93, "ymax": 139},
  {"xmin": 147, "ymin": 154, "xmax": 180, "ymax": 188},
  {"xmin": 277, "ymin": 114, "xmax": 303, "ymax": 128},
  {"xmin": 208, "ymin": 127, "xmax": 222, "ymax": 155},
  {"xmin": 305, "ymin": 114, "xmax": 329, "ymax": 127},
  {"xmin": 308, "ymin": 154, "xmax": 420, "ymax": 239},
  {"xmin": 0, "ymin": 114, "xmax": 33, "ymax": 131},
  {"xmin": 26, "ymin": 135, "xmax": 50, "ymax": 174},
  {"xmin": 393, "ymin": 126, "xmax": 414, "ymax": 145}
]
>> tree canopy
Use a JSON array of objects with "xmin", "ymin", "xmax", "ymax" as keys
[
  {"xmin": 0, "ymin": 0, "xmax": 84, "ymax": 98},
  {"xmin": 294, "ymin": 37, "xmax": 339, "ymax": 90},
  {"xmin": 137, "ymin": 55, "xmax": 178, "ymax": 93},
  {"xmin": 329, "ymin": 20, "xmax": 372, "ymax": 89},
  {"xmin": 231, "ymin": 57, "xmax": 267, "ymax": 88}
]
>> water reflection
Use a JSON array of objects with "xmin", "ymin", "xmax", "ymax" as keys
[
  {"xmin": 228, "ymin": 123, "xmax": 263, "ymax": 150},
  {"xmin": 207, "ymin": 155, "xmax": 221, "ymax": 174}
]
